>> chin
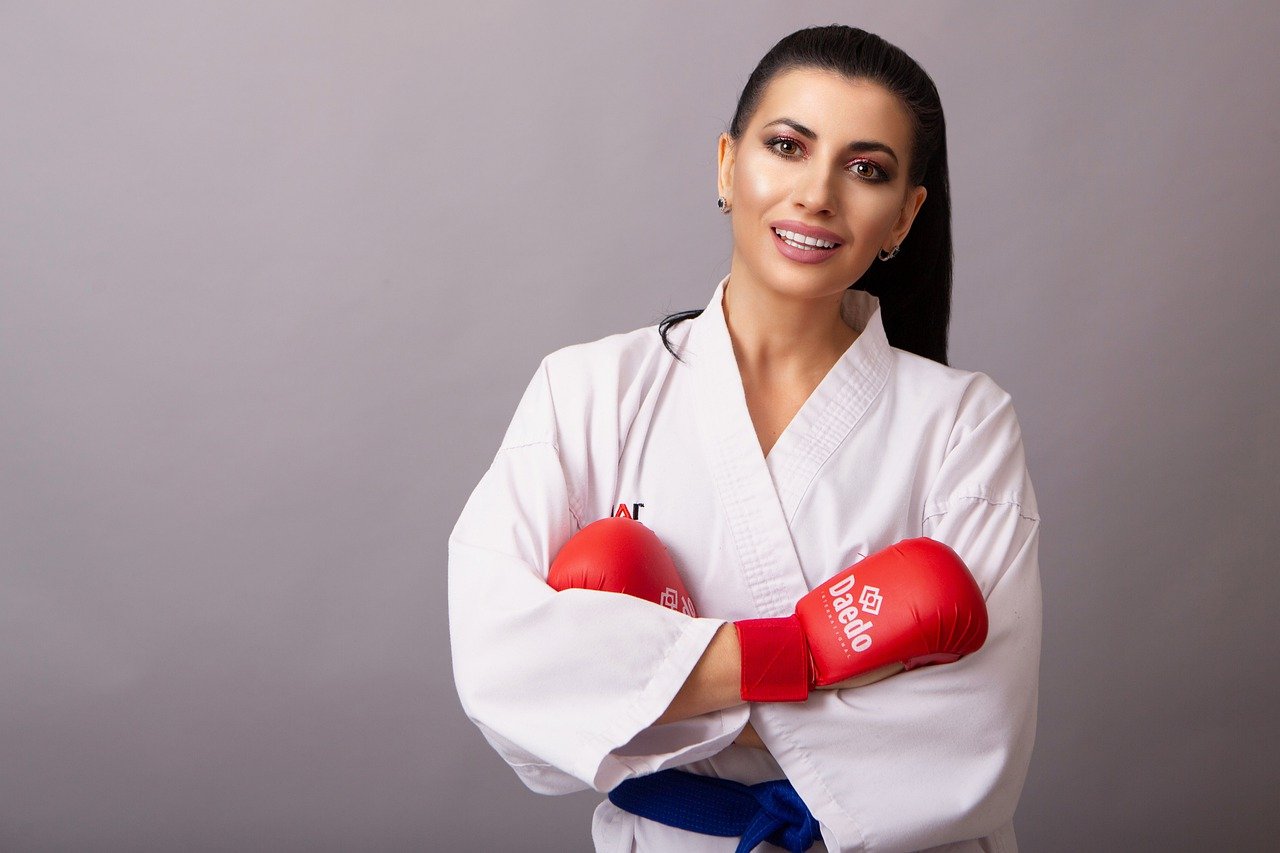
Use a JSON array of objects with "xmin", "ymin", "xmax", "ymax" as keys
[{"xmin": 766, "ymin": 263, "xmax": 851, "ymax": 297}]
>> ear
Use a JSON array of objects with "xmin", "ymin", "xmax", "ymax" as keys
[
  {"xmin": 716, "ymin": 133, "xmax": 735, "ymax": 202},
  {"xmin": 888, "ymin": 184, "xmax": 928, "ymax": 249}
]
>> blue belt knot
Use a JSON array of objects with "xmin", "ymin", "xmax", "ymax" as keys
[{"xmin": 608, "ymin": 768, "xmax": 819, "ymax": 852}]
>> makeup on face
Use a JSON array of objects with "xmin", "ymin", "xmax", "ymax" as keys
[
  {"xmin": 728, "ymin": 70, "xmax": 918, "ymax": 283},
  {"xmin": 761, "ymin": 117, "xmax": 900, "ymax": 177}
]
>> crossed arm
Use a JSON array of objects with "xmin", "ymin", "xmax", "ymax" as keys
[{"xmin": 655, "ymin": 623, "xmax": 904, "ymax": 749}]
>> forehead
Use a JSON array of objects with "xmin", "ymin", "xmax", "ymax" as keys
[{"xmin": 752, "ymin": 68, "xmax": 914, "ymax": 149}]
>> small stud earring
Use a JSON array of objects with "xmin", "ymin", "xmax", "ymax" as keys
[{"xmin": 717, "ymin": 196, "xmax": 731, "ymax": 214}]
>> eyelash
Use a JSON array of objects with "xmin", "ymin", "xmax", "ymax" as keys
[{"xmin": 764, "ymin": 136, "xmax": 890, "ymax": 182}]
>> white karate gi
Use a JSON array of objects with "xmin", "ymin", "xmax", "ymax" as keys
[{"xmin": 448, "ymin": 273, "xmax": 1042, "ymax": 853}]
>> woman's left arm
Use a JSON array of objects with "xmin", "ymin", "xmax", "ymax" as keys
[{"xmin": 750, "ymin": 385, "xmax": 1043, "ymax": 852}]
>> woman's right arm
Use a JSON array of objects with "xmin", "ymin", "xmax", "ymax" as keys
[
  {"xmin": 653, "ymin": 623, "xmax": 743, "ymax": 725},
  {"xmin": 449, "ymin": 357, "xmax": 750, "ymax": 792}
]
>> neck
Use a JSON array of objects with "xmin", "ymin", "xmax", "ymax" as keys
[{"xmin": 721, "ymin": 271, "xmax": 860, "ymax": 382}]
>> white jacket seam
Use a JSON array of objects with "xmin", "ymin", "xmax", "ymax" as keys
[{"xmin": 923, "ymin": 494, "xmax": 1039, "ymax": 526}]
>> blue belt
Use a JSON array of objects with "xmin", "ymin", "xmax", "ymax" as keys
[{"xmin": 608, "ymin": 769, "xmax": 820, "ymax": 852}]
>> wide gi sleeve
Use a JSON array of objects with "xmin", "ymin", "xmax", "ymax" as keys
[
  {"xmin": 447, "ymin": 355, "xmax": 748, "ymax": 795},
  {"xmin": 752, "ymin": 382, "xmax": 1042, "ymax": 853}
]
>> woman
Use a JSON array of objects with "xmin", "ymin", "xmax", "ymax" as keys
[{"xmin": 449, "ymin": 25, "xmax": 1042, "ymax": 853}]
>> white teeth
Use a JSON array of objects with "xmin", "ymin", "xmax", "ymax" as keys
[
  {"xmin": 773, "ymin": 228, "xmax": 837, "ymax": 249},
  {"xmin": 781, "ymin": 235, "xmax": 822, "ymax": 250}
]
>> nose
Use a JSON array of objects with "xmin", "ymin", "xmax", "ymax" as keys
[{"xmin": 791, "ymin": 161, "xmax": 837, "ymax": 215}]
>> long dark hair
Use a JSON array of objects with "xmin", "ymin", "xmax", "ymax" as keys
[{"xmin": 659, "ymin": 25, "xmax": 953, "ymax": 365}]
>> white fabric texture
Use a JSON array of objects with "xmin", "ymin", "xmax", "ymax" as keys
[{"xmin": 448, "ymin": 274, "xmax": 1042, "ymax": 852}]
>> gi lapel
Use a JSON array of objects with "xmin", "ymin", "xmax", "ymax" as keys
[
  {"xmin": 684, "ymin": 275, "xmax": 893, "ymax": 616},
  {"xmin": 764, "ymin": 285, "xmax": 893, "ymax": 525},
  {"xmin": 685, "ymin": 275, "xmax": 810, "ymax": 618}
]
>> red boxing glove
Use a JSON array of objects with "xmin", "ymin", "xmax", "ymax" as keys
[
  {"xmin": 735, "ymin": 538, "xmax": 988, "ymax": 702},
  {"xmin": 547, "ymin": 517, "xmax": 697, "ymax": 616}
]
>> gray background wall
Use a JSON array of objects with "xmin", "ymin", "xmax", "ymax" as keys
[{"xmin": 2, "ymin": 2, "xmax": 1276, "ymax": 850}]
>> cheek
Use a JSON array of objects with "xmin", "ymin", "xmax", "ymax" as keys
[
  {"xmin": 847, "ymin": 192, "xmax": 903, "ymax": 229},
  {"xmin": 734, "ymin": 155, "xmax": 788, "ymax": 208},
  {"xmin": 876, "ymin": 200, "xmax": 905, "ymax": 231}
]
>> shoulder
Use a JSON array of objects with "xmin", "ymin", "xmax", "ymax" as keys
[
  {"xmin": 538, "ymin": 320, "xmax": 677, "ymax": 410},
  {"xmin": 541, "ymin": 323, "xmax": 663, "ymax": 379},
  {"xmin": 892, "ymin": 349, "xmax": 1036, "ymax": 516},
  {"xmin": 891, "ymin": 348, "xmax": 1022, "ymax": 452},
  {"xmin": 500, "ymin": 320, "xmax": 675, "ymax": 447}
]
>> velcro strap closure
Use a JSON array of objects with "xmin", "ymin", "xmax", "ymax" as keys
[{"xmin": 734, "ymin": 616, "xmax": 809, "ymax": 702}]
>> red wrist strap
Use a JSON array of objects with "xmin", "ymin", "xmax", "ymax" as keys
[{"xmin": 734, "ymin": 616, "xmax": 810, "ymax": 702}]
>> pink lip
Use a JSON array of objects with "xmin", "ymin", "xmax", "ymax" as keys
[
  {"xmin": 772, "ymin": 228, "xmax": 841, "ymax": 264},
  {"xmin": 770, "ymin": 220, "xmax": 843, "ymax": 264},
  {"xmin": 769, "ymin": 220, "xmax": 844, "ymax": 244}
]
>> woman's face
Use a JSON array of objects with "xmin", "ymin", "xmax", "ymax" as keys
[{"xmin": 717, "ymin": 68, "xmax": 927, "ymax": 299}]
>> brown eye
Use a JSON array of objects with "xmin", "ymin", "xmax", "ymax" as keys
[
  {"xmin": 851, "ymin": 160, "xmax": 889, "ymax": 182},
  {"xmin": 766, "ymin": 137, "xmax": 801, "ymax": 157}
]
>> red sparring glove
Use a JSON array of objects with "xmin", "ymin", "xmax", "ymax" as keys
[
  {"xmin": 735, "ymin": 537, "xmax": 987, "ymax": 702},
  {"xmin": 547, "ymin": 517, "xmax": 697, "ymax": 616}
]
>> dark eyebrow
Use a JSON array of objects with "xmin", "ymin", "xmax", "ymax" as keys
[{"xmin": 763, "ymin": 117, "xmax": 900, "ymax": 165}]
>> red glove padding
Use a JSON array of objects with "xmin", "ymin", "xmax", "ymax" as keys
[
  {"xmin": 547, "ymin": 517, "xmax": 697, "ymax": 616},
  {"xmin": 735, "ymin": 537, "xmax": 987, "ymax": 702}
]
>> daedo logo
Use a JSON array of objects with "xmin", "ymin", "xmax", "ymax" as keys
[
  {"xmin": 828, "ymin": 574, "xmax": 884, "ymax": 653},
  {"xmin": 660, "ymin": 586, "xmax": 697, "ymax": 617}
]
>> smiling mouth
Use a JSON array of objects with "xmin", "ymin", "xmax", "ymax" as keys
[{"xmin": 772, "ymin": 227, "xmax": 841, "ymax": 250}]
